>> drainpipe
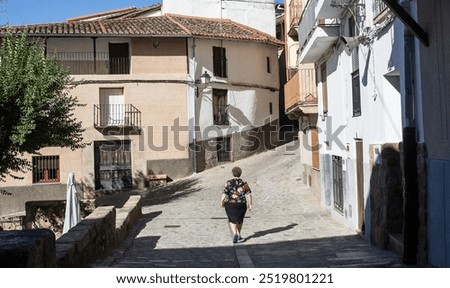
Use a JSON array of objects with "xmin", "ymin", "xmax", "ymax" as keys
[
  {"xmin": 401, "ymin": 0, "xmax": 419, "ymax": 265},
  {"xmin": 191, "ymin": 37, "xmax": 198, "ymax": 173}
]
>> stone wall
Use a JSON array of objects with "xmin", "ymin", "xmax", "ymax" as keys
[
  {"xmin": 369, "ymin": 143, "xmax": 403, "ymax": 250},
  {"xmin": 0, "ymin": 184, "xmax": 66, "ymax": 216},
  {"xmin": 56, "ymin": 206, "xmax": 117, "ymax": 267},
  {"xmin": 197, "ymin": 120, "xmax": 280, "ymax": 171},
  {"xmin": 25, "ymin": 201, "xmax": 65, "ymax": 238},
  {"xmin": 0, "ymin": 195, "xmax": 142, "ymax": 268},
  {"xmin": 0, "ymin": 229, "xmax": 56, "ymax": 268},
  {"xmin": 146, "ymin": 158, "xmax": 193, "ymax": 182},
  {"xmin": 0, "ymin": 200, "xmax": 94, "ymax": 237}
]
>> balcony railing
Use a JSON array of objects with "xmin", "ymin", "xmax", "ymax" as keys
[
  {"xmin": 48, "ymin": 52, "xmax": 130, "ymax": 75},
  {"xmin": 284, "ymin": 66, "xmax": 318, "ymax": 114},
  {"xmin": 289, "ymin": 0, "xmax": 302, "ymax": 30},
  {"xmin": 298, "ymin": 0, "xmax": 347, "ymax": 51},
  {"xmin": 94, "ymin": 104, "xmax": 141, "ymax": 130},
  {"xmin": 373, "ymin": 0, "xmax": 388, "ymax": 19}
]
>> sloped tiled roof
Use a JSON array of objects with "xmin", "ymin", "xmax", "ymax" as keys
[
  {"xmin": 67, "ymin": 4, "xmax": 162, "ymax": 22},
  {"xmin": 167, "ymin": 14, "xmax": 282, "ymax": 44},
  {"xmin": 0, "ymin": 14, "xmax": 283, "ymax": 46}
]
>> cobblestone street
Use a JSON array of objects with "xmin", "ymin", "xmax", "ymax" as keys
[{"xmin": 93, "ymin": 141, "xmax": 404, "ymax": 268}]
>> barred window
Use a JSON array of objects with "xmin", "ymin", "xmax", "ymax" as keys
[
  {"xmin": 213, "ymin": 89, "xmax": 229, "ymax": 126},
  {"xmin": 32, "ymin": 155, "xmax": 60, "ymax": 183}
]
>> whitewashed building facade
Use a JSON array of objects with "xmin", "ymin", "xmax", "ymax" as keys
[{"xmin": 295, "ymin": 0, "xmax": 405, "ymax": 245}]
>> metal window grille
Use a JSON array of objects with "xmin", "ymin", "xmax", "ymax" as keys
[
  {"xmin": 32, "ymin": 155, "xmax": 60, "ymax": 183},
  {"xmin": 213, "ymin": 89, "xmax": 229, "ymax": 126},
  {"xmin": 352, "ymin": 70, "xmax": 362, "ymax": 117},
  {"xmin": 332, "ymin": 155, "xmax": 344, "ymax": 213},
  {"xmin": 373, "ymin": 0, "xmax": 388, "ymax": 18}
]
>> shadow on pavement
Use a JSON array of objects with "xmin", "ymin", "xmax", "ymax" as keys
[
  {"xmin": 107, "ymin": 236, "xmax": 238, "ymax": 268},
  {"xmin": 244, "ymin": 235, "xmax": 406, "ymax": 268},
  {"xmin": 243, "ymin": 223, "xmax": 298, "ymax": 242},
  {"xmin": 94, "ymin": 234, "xmax": 407, "ymax": 268},
  {"xmin": 141, "ymin": 178, "xmax": 201, "ymax": 206}
]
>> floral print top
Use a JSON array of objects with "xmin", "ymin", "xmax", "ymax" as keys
[{"xmin": 223, "ymin": 178, "xmax": 252, "ymax": 204}]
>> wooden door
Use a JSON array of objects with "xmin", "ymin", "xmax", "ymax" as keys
[{"xmin": 109, "ymin": 43, "xmax": 130, "ymax": 74}]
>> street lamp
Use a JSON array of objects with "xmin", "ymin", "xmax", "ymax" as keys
[{"xmin": 196, "ymin": 71, "xmax": 211, "ymax": 97}]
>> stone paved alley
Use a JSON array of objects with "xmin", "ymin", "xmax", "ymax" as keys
[{"xmin": 93, "ymin": 141, "xmax": 405, "ymax": 268}]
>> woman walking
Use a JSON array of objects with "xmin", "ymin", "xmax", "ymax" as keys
[{"xmin": 221, "ymin": 166, "xmax": 253, "ymax": 243}]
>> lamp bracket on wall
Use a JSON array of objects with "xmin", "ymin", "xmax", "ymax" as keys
[{"xmin": 195, "ymin": 71, "xmax": 211, "ymax": 97}]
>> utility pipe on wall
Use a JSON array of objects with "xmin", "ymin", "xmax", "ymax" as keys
[{"xmin": 401, "ymin": 0, "xmax": 419, "ymax": 265}]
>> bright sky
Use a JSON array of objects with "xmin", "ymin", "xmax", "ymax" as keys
[
  {"xmin": 4, "ymin": 0, "xmax": 284, "ymax": 26},
  {"xmin": 4, "ymin": 0, "xmax": 161, "ymax": 25}
]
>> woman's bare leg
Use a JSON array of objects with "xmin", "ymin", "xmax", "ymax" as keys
[
  {"xmin": 229, "ymin": 222, "xmax": 237, "ymax": 235},
  {"xmin": 236, "ymin": 223, "xmax": 243, "ymax": 236}
]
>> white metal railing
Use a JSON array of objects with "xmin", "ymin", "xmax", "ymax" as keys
[
  {"xmin": 298, "ymin": 0, "xmax": 318, "ymax": 50},
  {"xmin": 373, "ymin": 0, "xmax": 388, "ymax": 18}
]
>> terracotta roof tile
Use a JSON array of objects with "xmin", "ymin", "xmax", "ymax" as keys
[
  {"xmin": 0, "ymin": 14, "xmax": 283, "ymax": 46},
  {"xmin": 167, "ymin": 14, "xmax": 282, "ymax": 45}
]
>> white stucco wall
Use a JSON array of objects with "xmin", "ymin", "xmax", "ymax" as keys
[
  {"xmin": 316, "ymin": 12, "xmax": 404, "ymax": 230},
  {"xmin": 188, "ymin": 38, "xmax": 280, "ymax": 142},
  {"xmin": 162, "ymin": 0, "xmax": 276, "ymax": 36}
]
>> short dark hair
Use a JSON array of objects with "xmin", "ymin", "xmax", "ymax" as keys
[{"xmin": 232, "ymin": 166, "xmax": 242, "ymax": 177}]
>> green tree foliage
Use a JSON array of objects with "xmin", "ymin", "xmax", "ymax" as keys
[{"xmin": 0, "ymin": 34, "xmax": 84, "ymax": 179}]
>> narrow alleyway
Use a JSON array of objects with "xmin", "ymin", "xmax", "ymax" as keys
[{"xmin": 93, "ymin": 141, "xmax": 404, "ymax": 268}]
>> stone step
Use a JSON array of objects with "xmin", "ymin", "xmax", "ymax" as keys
[{"xmin": 389, "ymin": 233, "xmax": 404, "ymax": 255}]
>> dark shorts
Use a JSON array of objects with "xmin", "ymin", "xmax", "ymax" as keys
[{"xmin": 224, "ymin": 202, "xmax": 247, "ymax": 224}]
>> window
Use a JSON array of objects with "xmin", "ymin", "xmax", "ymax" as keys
[
  {"xmin": 32, "ymin": 155, "xmax": 60, "ymax": 183},
  {"xmin": 349, "ymin": 17, "xmax": 361, "ymax": 117},
  {"xmin": 266, "ymin": 56, "xmax": 271, "ymax": 73},
  {"xmin": 109, "ymin": 43, "xmax": 130, "ymax": 74},
  {"xmin": 332, "ymin": 155, "xmax": 344, "ymax": 213},
  {"xmin": 352, "ymin": 70, "xmax": 361, "ymax": 117},
  {"xmin": 217, "ymin": 137, "xmax": 231, "ymax": 162},
  {"xmin": 269, "ymin": 102, "xmax": 273, "ymax": 115},
  {"xmin": 320, "ymin": 64, "xmax": 328, "ymax": 114},
  {"xmin": 213, "ymin": 89, "xmax": 229, "ymax": 125},
  {"xmin": 99, "ymin": 88, "xmax": 125, "ymax": 126},
  {"xmin": 213, "ymin": 46, "xmax": 227, "ymax": 78}
]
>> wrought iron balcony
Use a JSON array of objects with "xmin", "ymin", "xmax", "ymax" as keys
[
  {"xmin": 373, "ymin": 0, "xmax": 389, "ymax": 20},
  {"xmin": 47, "ymin": 52, "xmax": 130, "ymax": 75},
  {"xmin": 94, "ymin": 104, "xmax": 141, "ymax": 131}
]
